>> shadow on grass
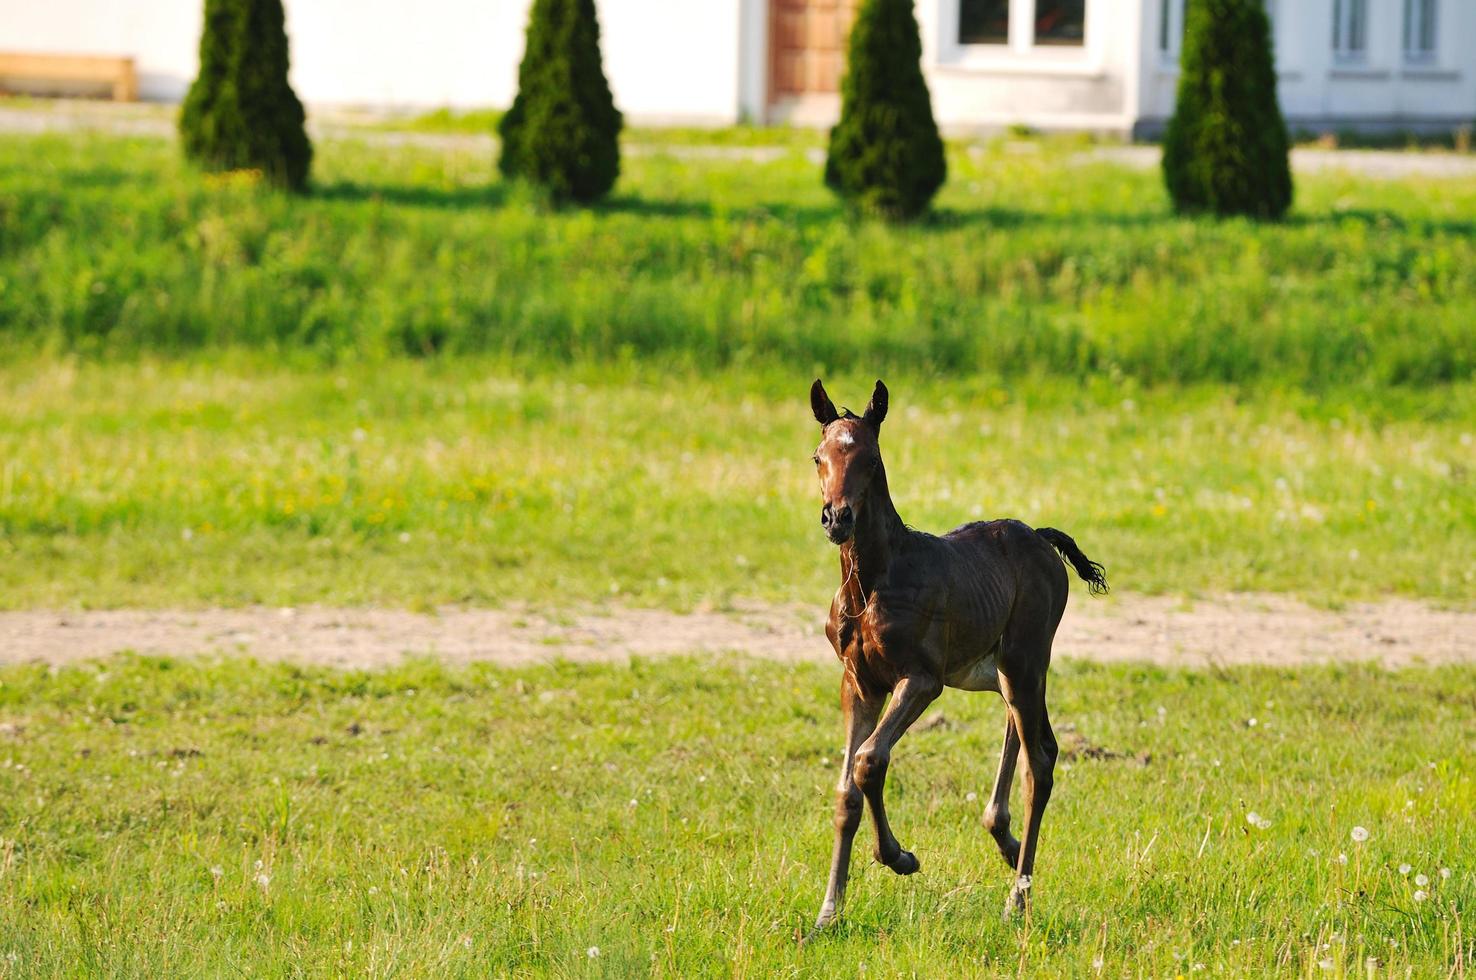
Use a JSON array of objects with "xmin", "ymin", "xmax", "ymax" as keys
[
  {"xmin": 313, "ymin": 180, "xmax": 509, "ymax": 210},
  {"xmin": 1288, "ymin": 209, "xmax": 1476, "ymax": 237},
  {"xmin": 310, "ymin": 182, "xmax": 1476, "ymax": 238},
  {"xmin": 935, "ymin": 205, "xmax": 1168, "ymax": 229},
  {"xmin": 51, "ymin": 168, "xmax": 140, "ymax": 191}
]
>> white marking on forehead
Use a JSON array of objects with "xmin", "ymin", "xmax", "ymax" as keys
[{"xmin": 836, "ymin": 431, "xmax": 854, "ymax": 447}]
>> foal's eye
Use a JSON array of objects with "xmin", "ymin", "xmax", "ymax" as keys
[{"xmin": 811, "ymin": 454, "xmax": 820, "ymax": 466}]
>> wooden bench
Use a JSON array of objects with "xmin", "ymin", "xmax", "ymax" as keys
[{"xmin": 0, "ymin": 53, "xmax": 138, "ymax": 102}]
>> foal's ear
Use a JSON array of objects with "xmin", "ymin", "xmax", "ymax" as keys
[
  {"xmin": 863, "ymin": 380, "xmax": 888, "ymax": 431},
  {"xmin": 810, "ymin": 379, "xmax": 839, "ymax": 426}
]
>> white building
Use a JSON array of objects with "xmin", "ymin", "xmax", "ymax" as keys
[{"xmin": 2, "ymin": 0, "xmax": 1471, "ymax": 136}]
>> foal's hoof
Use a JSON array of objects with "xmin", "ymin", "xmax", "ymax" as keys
[
  {"xmin": 1002, "ymin": 875, "xmax": 1031, "ymax": 920},
  {"xmin": 886, "ymin": 850, "xmax": 920, "ymax": 875},
  {"xmin": 802, "ymin": 903, "xmax": 838, "ymax": 944}
]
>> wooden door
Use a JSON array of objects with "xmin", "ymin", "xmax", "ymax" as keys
[{"xmin": 768, "ymin": 0, "xmax": 858, "ymax": 120}]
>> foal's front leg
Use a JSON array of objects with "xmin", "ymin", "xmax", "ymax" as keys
[
  {"xmin": 808, "ymin": 678, "xmax": 882, "ymax": 939},
  {"xmin": 854, "ymin": 675, "xmax": 942, "ymax": 875},
  {"xmin": 982, "ymin": 711, "xmax": 1022, "ymax": 869}
]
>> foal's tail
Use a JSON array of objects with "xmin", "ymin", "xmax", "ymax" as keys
[{"xmin": 1035, "ymin": 527, "xmax": 1109, "ymax": 596}]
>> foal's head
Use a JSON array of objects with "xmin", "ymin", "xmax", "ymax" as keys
[{"xmin": 809, "ymin": 379, "xmax": 889, "ymax": 545}]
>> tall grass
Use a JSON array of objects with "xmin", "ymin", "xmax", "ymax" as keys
[{"xmin": 2, "ymin": 133, "xmax": 1473, "ymax": 386}]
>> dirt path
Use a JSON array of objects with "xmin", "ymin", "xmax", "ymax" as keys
[
  {"xmin": 1076, "ymin": 143, "xmax": 1476, "ymax": 179},
  {"xmin": 6, "ymin": 101, "xmax": 1475, "ymax": 178},
  {"xmin": 1, "ymin": 594, "xmax": 1470, "ymax": 670}
]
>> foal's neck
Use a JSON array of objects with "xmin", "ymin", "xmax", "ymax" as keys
[{"xmin": 841, "ymin": 459, "xmax": 908, "ymax": 597}]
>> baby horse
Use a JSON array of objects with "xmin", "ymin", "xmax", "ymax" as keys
[{"xmin": 805, "ymin": 379, "xmax": 1107, "ymax": 939}]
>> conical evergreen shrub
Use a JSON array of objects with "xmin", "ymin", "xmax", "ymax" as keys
[
  {"xmin": 179, "ymin": 0, "xmax": 312, "ymax": 191},
  {"xmin": 499, "ymin": 0, "xmax": 622, "ymax": 204},
  {"xmin": 824, "ymin": 0, "xmax": 946, "ymax": 221},
  {"xmin": 1163, "ymin": 0, "xmax": 1292, "ymax": 218}
]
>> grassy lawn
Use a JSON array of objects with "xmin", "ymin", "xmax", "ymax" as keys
[
  {"xmin": 2, "ymin": 132, "xmax": 1473, "ymax": 386},
  {"xmin": 1, "ymin": 130, "xmax": 1471, "ymax": 610},
  {"xmin": 0, "ymin": 356, "xmax": 1471, "ymax": 609},
  {"xmin": 0, "ymin": 654, "xmax": 1471, "ymax": 976},
  {"xmin": 2, "ymin": 115, "xmax": 1474, "ymax": 978}
]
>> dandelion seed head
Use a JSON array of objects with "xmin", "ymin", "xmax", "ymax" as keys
[
  {"xmin": 1414, "ymin": 873, "xmax": 1429, "ymax": 886},
  {"xmin": 1440, "ymin": 868, "xmax": 1451, "ymax": 880},
  {"xmin": 1413, "ymin": 890, "xmax": 1428, "ymax": 902},
  {"xmin": 587, "ymin": 946, "xmax": 600, "ymax": 958},
  {"xmin": 1399, "ymin": 863, "xmax": 1412, "ymax": 875},
  {"xmin": 965, "ymin": 791, "xmax": 978, "ymax": 803},
  {"xmin": 255, "ymin": 872, "xmax": 270, "ymax": 890},
  {"xmin": 1350, "ymin": 826, "xmax": 1369, "ymax": 843}
]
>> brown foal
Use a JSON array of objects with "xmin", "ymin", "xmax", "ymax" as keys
[{"xmin": 805, "ymin": 379, "xmax": 1107, "ymax": 939}]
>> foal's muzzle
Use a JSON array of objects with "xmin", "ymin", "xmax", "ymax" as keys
[{"xmin": 821, "ymin": 503, "xmax": 854, "ymax": 544}]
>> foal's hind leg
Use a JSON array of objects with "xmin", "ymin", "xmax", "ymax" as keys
[
  {"xmin": 999, "ymin": 676, "xmax": 1058, "ymax": 917},
  {"xmin": 982, "ymin": 712, "xmax": 1022, "ymax": 869}
]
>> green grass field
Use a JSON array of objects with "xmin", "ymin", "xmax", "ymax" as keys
[
  {"xmin": 1, "ymin": 655, "xmax": 1471, "ymax": 976},
  {"xmin": 0, "ymin": 131, "xmax": 1472, "ymax": 608},
  {"xmin": 3, "ymin": 132, "xmax": 1474, "ymax": 386},
  {"xmin": 2, "ymin": 125, "xmax": 1474, "ymax": 976},
  {"xmin": 0, "ymin": 356, "xmax": 1471, "ymax": 610}
]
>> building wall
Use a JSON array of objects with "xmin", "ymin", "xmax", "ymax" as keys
[
  {"xmin": 1137, "ymin": 0, "xmax": 1476, "ymax": 133},
  {"xmin": 1, "ymin": 0, "xmax": 751, "ymax": 125},
  {"xmin": 2, "ymin": 0, "xmax": 1467, "ymax": 132}
]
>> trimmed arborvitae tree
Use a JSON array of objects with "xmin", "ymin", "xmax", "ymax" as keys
[
  {"xmin": 824, "ymin": 0, "xmax": 946, "ymax": 221},
  {"xmin": 1163, "ymin": 0, "xmax": 1292, "ymax": 218},
  {"xmin": 499, "ymin": 0, "xmax": 622, "ymax": 204},
  {"xmin": 179, "ymin": 0, "xmax": 312, "ymax": 191}
]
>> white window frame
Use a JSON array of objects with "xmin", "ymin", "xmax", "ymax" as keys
[
  {"xmin": 1403, "ymin": 0, "xmax": 1438, "ymax": 65},
  {"xmin": 941, "ymin": 0, "xmax": 1100, "ymax": 75},
  {"xmin": 1333, "ymin": 0, "xmax": 1369, "ymax": 63}
]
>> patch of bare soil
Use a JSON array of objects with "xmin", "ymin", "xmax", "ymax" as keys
[{"xmin": 0, "ymin": 594, "xmax": 1471, "ymax": 669}]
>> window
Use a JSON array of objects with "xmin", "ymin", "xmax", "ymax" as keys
[
  {"xmin": 1333, "ymin": 0, "xmax": 1368, "ymax": 61},
  {"xmin": 1404, "ymin": 0, "xmax": 1437, "ymax": 63},
  {"xmin": 1034, "ymin": 0, "xmax": 1085, "ymax": 46},
  {"xmin": 959, "ymin": 0, "xmax": 1010, "ymax": 44},
  {"xmin": 1159, "ymin": 0, "xmax": 1184, "ymax": 60}
]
